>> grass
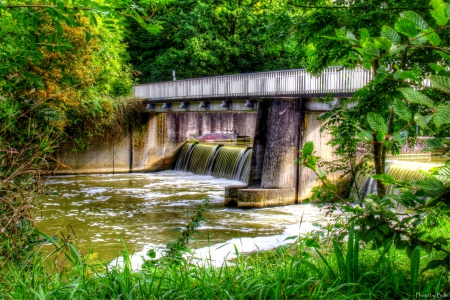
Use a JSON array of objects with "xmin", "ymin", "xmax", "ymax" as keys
[
  {"xmin": 1, "ymin": 233, "xmax": 449, "ymax": 299},
  {"xmin": 1, "ymin": 199, "xmax": 449, "ymax": 299}
]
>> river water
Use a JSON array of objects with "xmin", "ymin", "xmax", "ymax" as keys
[{"xmin": 37, "ymin": 171, "xmax": 327, "ymax": 264}]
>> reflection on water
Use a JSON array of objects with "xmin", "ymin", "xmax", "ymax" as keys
[{"xmin": 38, "ymin": 171, "xmax": 326, "ymax": 262}]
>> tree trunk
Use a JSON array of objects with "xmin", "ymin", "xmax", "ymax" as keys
[{"xmin": 373, "ymin": 135, "xmax": 386, "ymax": 197}]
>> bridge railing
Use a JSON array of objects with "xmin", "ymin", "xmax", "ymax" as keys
[{"xmin": 135, "ymin": 66, "xmax": 373, "ymax": 101}]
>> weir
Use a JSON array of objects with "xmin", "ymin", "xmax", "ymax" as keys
[
  {"xmin": 353, "ymin": 161, "xmax": 439, "ymax": 201},
  {"xmin": 175, "ymin": 143, "xmax": 252, "ymax": 183}
]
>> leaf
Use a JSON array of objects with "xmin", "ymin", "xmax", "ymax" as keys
[
  {"xmin": 393, "ymin": 132, "xmax": 407, "ymax": 146},
  {"xmin": 393, "ymin": 99, "xmax": 412, "ymax": 121},
  {"xmin": 381, "ymin": 26, "xmax": 401, "ymax": 44},
  {"xmin": 410, "ymin": 246, "xmax": 421, "ymax": 293},
  {"xmin": 416, "ymin": 177, "xmax": 446, "ymax": 198},
  {"xmin": 376, "ymin": 131, "xmax": 386, "ymax": 141},
  {"xmin": 398, "ymin": 191, "xmax": 419, "ymax": 207},
  {"xmin": 305, "ymin": 238, "xmax": 320, "ymax": 248},
  {"xmin": 302, "ymin": 141, "xmax": 314, "ymax": 156},
  {"xmin": 398, "ymin": 70, "xmax": 420, "ymax": 82},
  {"xmin": 373, "ymin": 65, "xmax": 388, "ymax": 84},
  {"xmin": 377, "ymin": 222, "xmax": 391, "ymax": 235},
  {"xmin": 398, "ymin": 87, "xmax": 434, "ymax": 108},
  {"xmin": 423, "ymin": 28, "xmax": 441, "ymax": 46},
  {"xmin": 426, "ymin": 138, "xmax": 443, "ymax": 148},
  {"xmin": 146, "ymin": 248, "xmax": 156, "ymax": 259},
  {"xmin": 421, "ymin": 258, "xmax": 448, "ymax": 274},
  {"xmin": 400, "ymin": 11, "xmax": 428, "ymax": 30},
  {"xmin": 436, "ymin": 50, "xmax": 450, "ymax": 60},
  {"xmin": 335, "ymin": 27, "xmax": 348, "ymax": 40},
  {"xmin": 395, "ymin": 18, "xmax": 418, "ymax": 38},
  {"xmin": 433, "ymin": 104, "xmax": 450, "ymax": 127},
  {"xmin": 346, "ymin": 29, "xmax": 358, "ymax": 44},
  {"xmin": 372, "ymin": 174, "xmax": 396, "ymax": 184},
  {"xmin": 359, "ymin": 28, "xmax": 370, "ymax": 43},
  {"xmin": 429, "ymin": 75, "xmax": 450, "ymax": 93},
  {"xmin": 367, "ymin": 112, "xmax": 388, "ymax": 132},
  {"xmin": 373, "ymin": 37, "xmax": 392, "ymax": 51},
  {"xmin": 430, "ymin": 0, "xmax": 448, "ymax": 26},
  {"xmin": 357, "ymin": 127, "xmax": 374, "ymax": 142},
  {"xmin": 362, "ymin": 42, "xmax": 380, "ymax": 56},
  {"xmin": 430, "ymin": 63, "xmax": 445, "ymax": 73},
  {"xmin": 434, "ymin": 236, "xmax": 448, "ymax": 246},
  {"xmin": 414, "ymin": 113, "xmax": 429, "ymax": 129}
]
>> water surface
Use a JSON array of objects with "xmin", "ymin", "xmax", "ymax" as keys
[{"xmin": 38, "ymin": 171, "xmax": 326, "ymax": 262}]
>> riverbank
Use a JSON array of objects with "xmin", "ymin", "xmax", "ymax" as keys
[{"xmin": 2, "ymin": 226, "xmax": 449, "ymax": 299}]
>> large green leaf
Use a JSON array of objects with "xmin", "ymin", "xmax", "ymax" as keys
[
  {"xmin": 430, "ymin": 0, "xmax": 449, "ymax": 26},
  {"xmin": 398, "ymin": 87, "xmax": 435, "ymax": 108},
  {"xmin": 433, "ymin": 104, "xmax": 450, "ymax": 127},
  {"xmin": 429, "ymin": 75, "xmax": 450, "ymax": 93},
  {"xmin": 373, "ymin": 37, "xmax": 392, "ymax": 51},
  {"xmin": 400, "ymin": 11, "xmax": 428, "ymax": 30},
  {"xmin": 393, "ymin": 99, "xmax": 412, "ymax": 122},
  {"xmin": 362, "ymin": 42, "xmax": 380, "ymax": 56},
  {"xmin": 414, "ymin": 113, "xmax": 429, "ymax": 129},
  {"xmin": 381, "ymin": 26, "xmax": 401, "ymax": 45},
  {"xmin": 359, "ymin": 28, "xmax": 370, "ymax": 43},
  {"xmin": 394, "ymin": 18, "xmax": 418, "ymax": 38},
  {"xmin": 302, "ymin": 141, "xmax": 314, "ymax": 156},
  {"xmin": 367, "ymin": 112, "xmax": 387, "ymax": 132},
  {"xmin": 417, "ymin": 177, "xmax": 446, "ymax": 198},
  {"xmin": 423, "ymin": 28, "xmax": 441, "ymax": 46}
]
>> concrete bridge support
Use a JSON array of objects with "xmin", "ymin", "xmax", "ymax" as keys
[{"xmin": 226, "ymin": 99, "xmax": 302, "ymax": 208}]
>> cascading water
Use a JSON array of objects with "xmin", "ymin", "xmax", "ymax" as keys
[
  {"xmin": 352, "ymin": 161, "xmax": 439, "ymax": 210},
  {"xmin": 175, "ymin": 143, "xmax": 252, "ymax": 183}
]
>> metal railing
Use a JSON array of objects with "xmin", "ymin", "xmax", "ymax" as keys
[{"xmin": 134, "ymin": 67, "xmax": 373, "ymax": 101}]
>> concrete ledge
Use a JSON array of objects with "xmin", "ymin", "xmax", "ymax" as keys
[
  {"xmin": 236, "ymin": 188, "xmax": 296, "ymax": 208},
  {"xmin": 224, "ymin": 185, "xmax": 248, "ymax": 206}
]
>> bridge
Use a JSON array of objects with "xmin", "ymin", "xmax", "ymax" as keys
[{"xmin": 134, "ymin": 66, "xmax": 372, "ymax": 112}]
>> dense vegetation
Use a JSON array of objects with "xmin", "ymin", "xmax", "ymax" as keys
[{"xmin": 1, "ymin": 0, "xmax": 449, "ymax": 299}]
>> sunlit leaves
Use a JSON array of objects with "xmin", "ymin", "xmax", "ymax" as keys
[
  {"xmin": 430, "ymin": 0, "xmax": 449, "ymax": 26},
  {"xmin": 395, "ymin": 18, "xmax": 418, "ymax": 38},
  {"xmin": 302, "ymin": 141, "xmax": 314, "ymax": 156}
]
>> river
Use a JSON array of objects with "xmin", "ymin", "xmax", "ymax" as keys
[{"xmin": 37, "ymin": 171, "xmax": 327, "ymax": 265}]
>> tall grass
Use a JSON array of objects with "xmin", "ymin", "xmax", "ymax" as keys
[{"xmin": 1, "ymin": 232, "xmax": 449, "ymax": 299}]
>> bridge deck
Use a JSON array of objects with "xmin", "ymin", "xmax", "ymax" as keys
[{"xmin": 134, "ymin": 67, "xmax": 373, "ymax": 102}]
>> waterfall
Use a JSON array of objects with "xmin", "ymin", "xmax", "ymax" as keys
[
  {"xmin": 175, "ymin": 143, "xmax": 252, "ymax": 183},
  {"xmin": 352, "ymin": 161, "xmax": 439, "ymax": 210}
]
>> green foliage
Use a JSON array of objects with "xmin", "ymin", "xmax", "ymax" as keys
[
  {"xmin": 0, "ymin": 98, "xmax": 59, "ymax": 261},
  {"xmin": 126, "ymin": 0, "xmax": 302, "ymax": 83}
]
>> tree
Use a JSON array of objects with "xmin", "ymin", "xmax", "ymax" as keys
[
  {"xmin": 298, "ymin": 0, "xmax": 450, "ymax": 271},
  {"xmin": 0, "ymin": 0, "xmax": 164, "ymax": 260},
  {"xmin": 126, "ymin": 0, "xmax": 303, "ymax": 83}
]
